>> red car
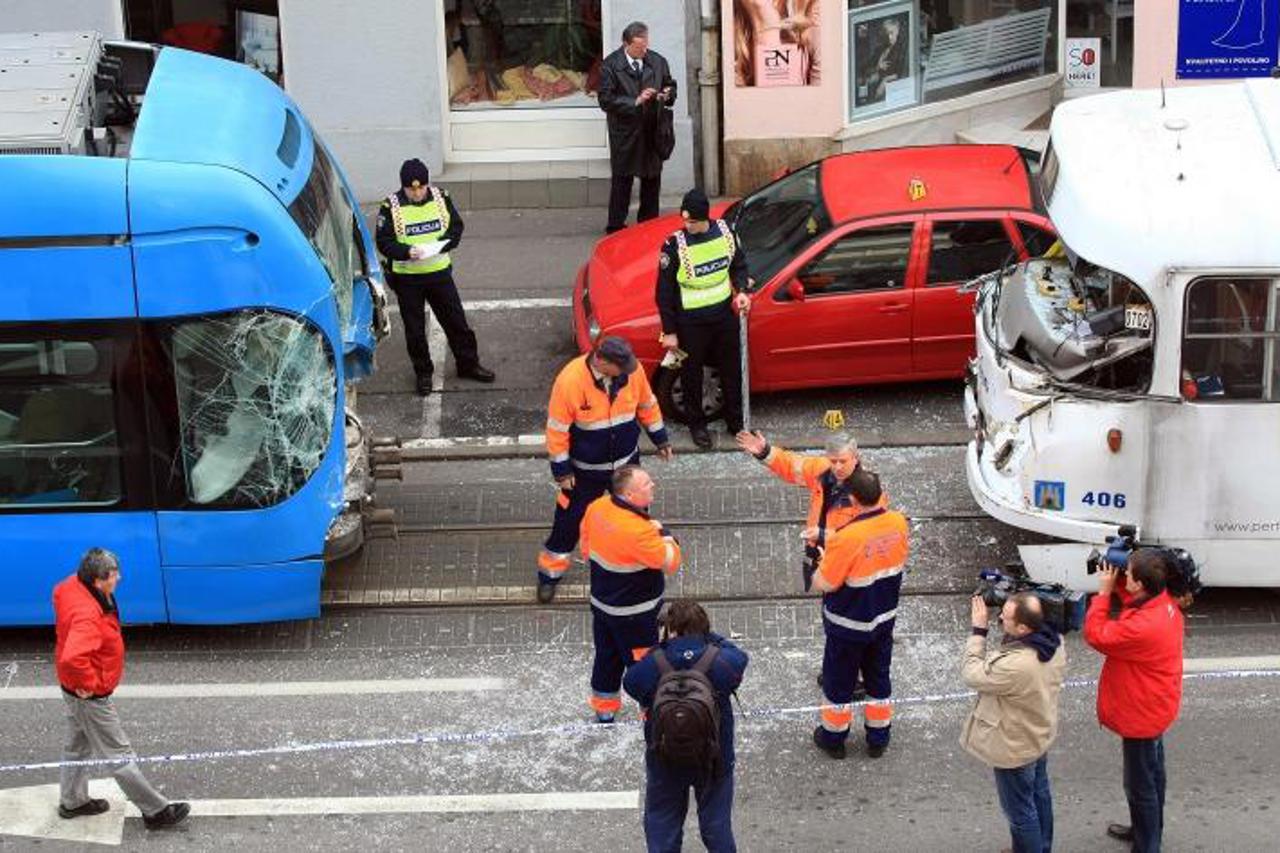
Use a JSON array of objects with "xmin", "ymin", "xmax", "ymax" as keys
[{"xmin": 572, "ymin": 144, "xmax": 1056, "ymax": 420}]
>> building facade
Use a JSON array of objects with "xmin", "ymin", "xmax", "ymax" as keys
[{"xmin": 7, "ymin": 0, "xmax": 696, "ymax": 204}]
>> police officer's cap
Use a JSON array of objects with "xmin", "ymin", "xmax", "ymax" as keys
[
  {"xmin": 595, "ymin": 336, "xmax": 637, "ymax": 373},
  {"xmin": 681, "ymin": 188, "xmax": 710, "ymax": 222},
  {"xmin": 400, "ymin": 158, "xmax": 430, "ymax": 189}
]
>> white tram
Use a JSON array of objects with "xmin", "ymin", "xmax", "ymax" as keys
[{"xmin": 965, "ymin": 79, "xmax": 1280, "ymax": 589}]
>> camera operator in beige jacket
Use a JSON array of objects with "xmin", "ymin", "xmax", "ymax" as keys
[{"xmin": 961, "ymin": 593, "xmax": 1067, "ymax": 853}]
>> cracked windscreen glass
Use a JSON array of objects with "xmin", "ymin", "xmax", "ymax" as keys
[
  {"xmin": 288, "ymin": 137, "xmax": 361, "ymax": 330},
  {"xmin": 171, "ymin": 311, "xmax": 335, "ymax": 506}
]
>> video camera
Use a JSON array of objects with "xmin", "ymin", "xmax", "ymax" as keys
[
  {"xmin": 974, "ymin": 564, "xmax": 1086, "ymax": 634},
  {"xmin": 1085, "ymin": 525, "xmax": 1203, "ymax": 599}
]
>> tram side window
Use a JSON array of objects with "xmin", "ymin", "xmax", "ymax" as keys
[
  {"xmin": 170, "ymin": 311, "xmax": 336, "ymax": 507},
  {"xmin": 0, "ymin": 336, "xmax": 121, "ymax": 507},
  {"xmin": 288, "ymin": 137, "xmax": 360, "ymax": 330},
  {"xmin": 1182, "ymin": 278, "xmax": 1279, "ymax": 401}
]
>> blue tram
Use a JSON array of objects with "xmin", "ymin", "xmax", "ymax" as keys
[{"xmin": 0, "ymin": 37, "xmax": 388, "ymax": 625}]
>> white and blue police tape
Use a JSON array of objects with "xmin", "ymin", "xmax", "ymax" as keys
[{"xmin": 2, "ymin": 669, "xmax": 1276, "ymax": 774}]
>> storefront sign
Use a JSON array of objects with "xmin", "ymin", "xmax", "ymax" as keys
[
  {"xmin": 1064, "ymin": 38, "xmax": 1101, "ymax": 89},
  {"xmin": 733, "ymin": 0, "xmax": 821, "ymax": 86},
  {"xmin": 1177, "ymin": 0, "xmax": 1280, "ymax": 78},
  {"xmin": 849, "ymin": 0, "xmax": 917, "ymax": 118}
]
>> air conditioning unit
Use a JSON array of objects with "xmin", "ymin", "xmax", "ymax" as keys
[{"xmin": 0, "ymin": 31, "xmax": 102, "ymax": 155}]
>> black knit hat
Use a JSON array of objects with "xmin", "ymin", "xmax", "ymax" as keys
[
  {"xmin": 681, "ymin": 188, "xmax": 710, "ymax": 221},
  {"xmin": 400, "ymin": 158, "xmax": 430, "ymax": 188}
]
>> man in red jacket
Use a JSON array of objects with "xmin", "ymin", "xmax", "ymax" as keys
[
  {"xmin": 1084, "ymin": 549, "xmax": 1185, "ymax": 853},
  {"xmin": 53, "ymin": 548, "xmax": 189, "ymax": 829}
]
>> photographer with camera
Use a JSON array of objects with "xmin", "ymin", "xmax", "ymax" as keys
[
  {"xmin": 961, "ymin": 593, "xmax": 1066, "ymax": 853},
  {"xmin": 1084, "ymin": 550, "xmax": 1185, "ymax": 853}
]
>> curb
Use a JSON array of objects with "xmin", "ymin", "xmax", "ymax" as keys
[{"xmin": 394, "ymin": 428, "xmax": 972, "ymax": 462}]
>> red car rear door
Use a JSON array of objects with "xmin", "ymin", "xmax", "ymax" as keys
[
  {"xmin": 749, "ymin": 217, "xmax": 920, "ymax": 390},
  {"xmin": 913, "ymin": 213, "xmax": 1021, "ymax": 376}
]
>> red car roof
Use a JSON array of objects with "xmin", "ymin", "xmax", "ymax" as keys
[{"xmin": 819, "ymin": 144, "xmax": 1034, "ymax": 224}]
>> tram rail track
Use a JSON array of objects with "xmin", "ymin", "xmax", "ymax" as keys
[{"xmin": 387, "ymin": 511, "xmax": 991, "ymax": 537}]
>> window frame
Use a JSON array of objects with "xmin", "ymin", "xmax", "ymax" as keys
[
  {"xmin": 1181, "ymin": 276, "xmax": 1280, "ymax": 403},
  {"xmin": 0, "ymin": 320, "xmax": 153, "ymax": 513},
  {"xmin": 777, "ymin": 219, "xmax": 918, "ymax": 301}
]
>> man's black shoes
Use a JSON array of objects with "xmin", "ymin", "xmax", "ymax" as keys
[
  {"xmin": 458, "ymin": 364, "xmax": 496, "ymax": 383},
  {"xmin": 811, "ymin": 727, "xmax": 846, "ymax": 760},
  {"xmin": 58, "ymin": 799, "xmax": 109, "ymax": 819},
  {"xmin": 536, "ymin": 581, "xmax": 557, "ymax": 604},
  {"xmin": 1106, "ymin": 824, "xmax": 1134, "ymax": 842},
  {"xmin": 690, "ymin": 426, "xmax": 712, "ymax": 449},
  {"xmin": 866, "ymin": 741, "xmax": 887, "ymax": 759},
  {"xmin": 415, "ymin": 375, "xmax": 434, "ymax": 396},
  {"xmin": 143, "ymin": 802, "xmax": 191, "ymax": 829}
]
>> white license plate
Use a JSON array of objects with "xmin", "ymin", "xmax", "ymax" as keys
[{"xmin": 1124, "ymin": 305, "xmax": 1152, "ymax": 331}]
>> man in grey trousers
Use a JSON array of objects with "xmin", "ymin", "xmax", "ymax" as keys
[{"xmin": 53, "ymin": 548, "xmax": 189, "ymax": 828}]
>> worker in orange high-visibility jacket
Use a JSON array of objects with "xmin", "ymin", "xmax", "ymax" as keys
[
  {"xmin": 580, "ymin": 465, "xmax": 682, "ymax": 722},
  {"xmin": 809, "ymin": 467, "xmax": 909, "ymax": 760},
  {"xmin": 538, "ymin": 336, "xmax": 672, "ymax": 604},
  {"xmin": 736, "ymin": 429, "xmax": 885, "ymax": 592}
]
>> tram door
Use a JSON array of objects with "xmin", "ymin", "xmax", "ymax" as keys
[{"xmin": 0, "ymin": 244, "xmax": 168, "ymax": 625}]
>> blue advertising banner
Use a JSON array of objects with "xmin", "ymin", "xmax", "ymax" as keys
[{"xmin": 1177, "ymin": 0, "xmax": 1280, "ymax": 78}]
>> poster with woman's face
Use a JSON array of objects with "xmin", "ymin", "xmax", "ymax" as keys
[
  {"xmin": 733, "ymin": 0, "xmax": 822, "ymax": 87},
  {"xmin": 851, "ymin": 2, "xmax": 916, "ymax": 116}
]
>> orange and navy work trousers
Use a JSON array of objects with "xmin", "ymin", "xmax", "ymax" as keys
[
  {"xmin": 538, "ymin": 476, "xmax": 610, "ymax": 584},
  {"xmin": 817, "ymin": 631, "xmax": 893, "ymax": 749},
  {"xmin": 589, "ymin": 606, "xmax": 660, "ymax": 720}
]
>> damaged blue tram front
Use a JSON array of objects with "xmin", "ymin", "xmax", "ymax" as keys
[{"xmin": 0, "ymin": 44, "xmax": 387, "ymax": 625}]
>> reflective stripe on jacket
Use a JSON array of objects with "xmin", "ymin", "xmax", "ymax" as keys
[
  {"xmin": 53, "ymin": 575, "xmax": 124, "ymax": 696},
  {"xmin": 545, "ymin": 356, "xmax": 668, "ymax": 481},
  {"xmin": 1085, "ymin": 590, "xmax": 1184, "ymax": 738},
  {"xmin": 817, "ymin": 507, "xmax": 910, "ymax": 642},
  {"xmin": 388, "ymin": 188, "xmax": 452, "ymax": 274},
  {"xmin": 581, "ymin": 494, "xmax": 681, "ymax": 615},
  {"xmin": 674, "ymin": 220, "xmax": 735, "ymax": 311}
]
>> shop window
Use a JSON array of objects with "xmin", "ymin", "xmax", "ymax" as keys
[
  {"xmin": 1182, "ymin": 278, "xmax": 1280, "ymax": 402},
  {"xmin": 926, "ymin": 219, "xmax": 1016, "ymax": 285},
  {"xmin": 444, "ymin": 0, "xmax": 604, "ymax": 109},
  {"xmin": 170, "ymin": 311, "xmax": 335, "ymax": 507},
  {"xmin": 848, "ymin": 0, "xmax": 1057, "ymax": 121},
  {"xmin": 125, "ymin": 1, "xmax": 282, "ymax": 82},
  {"xmin": 0, "ymin": 335, "xmax": 122, "ymax": 508},
  {"xmin": 793, "ymin": 224, "xmax": 915, "ymax": 296}
]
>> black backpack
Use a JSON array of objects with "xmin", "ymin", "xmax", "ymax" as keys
[{"xmin": 650, "ymin": 645, "xmax": 722, "ymax": 778}]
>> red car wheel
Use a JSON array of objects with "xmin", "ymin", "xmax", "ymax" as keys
[{"xmin": 654, "ymin": 366, "xmax": 725, "ymax": 425}]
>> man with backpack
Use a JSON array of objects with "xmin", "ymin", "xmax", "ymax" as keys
[{"xmin": 624, "ymin": 600, "xmax": 749, "ymax": 853}]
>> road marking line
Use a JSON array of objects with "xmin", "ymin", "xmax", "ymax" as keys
[
  {"xmin": 165, "ymin": 790, "xmax": 639, "ymax": 818},
  {"xmin": 0, "ymin": 677, "xmax": 505, "ymax": 702},
  {"xmin": 0, "ymin": 782, "xmax": 637, "ymax": 847},
  {"xmin": 463, "ymin": 297, "xmax": 571, "ymax": 311},
  {"xmin": 422, "ymin": 320, "xmax": 446, "ymax": 438},
  {"xmin": 1183, "ymin": 655, "xmax": 1280, "ymax": 673}
]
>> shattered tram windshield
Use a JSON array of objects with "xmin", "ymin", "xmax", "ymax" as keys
[
  {"xmin": 288, "ymin": 137, "xmax": 362, "ymax": 330},
  {"xmin": 727, "ymin": 163, "xmax": 832, "ymax": 290},
  {"xmin": 171, "ymin": 311, "xmax": 336, "ymax": 507}
]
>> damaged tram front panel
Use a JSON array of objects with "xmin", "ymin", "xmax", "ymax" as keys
[{"xmin": 965, "ymin": 79, "xmax": 1280, "ymax": 589}]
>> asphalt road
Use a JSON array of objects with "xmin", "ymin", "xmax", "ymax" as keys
[{"xmin": 3, "ymin": 208, "xmax": 1279, "ymax": 851}]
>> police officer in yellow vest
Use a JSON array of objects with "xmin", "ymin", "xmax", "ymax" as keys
[
  {"xmin": 376, "ymin": 158, "xmax": 494, "ymax": 396},
  {"xmin": 656, "ymin": 188, "xmax": 750, "ymax": 448}
]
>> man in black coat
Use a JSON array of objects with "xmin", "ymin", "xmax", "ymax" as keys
[{"xmin": 599, "ymin": 21, "xmax": 677, "ymax": 234}]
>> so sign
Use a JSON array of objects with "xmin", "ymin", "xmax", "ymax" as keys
[{"xmin": 1065, "ymin": 37, "xmax": 1102, "ymax": 89}]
